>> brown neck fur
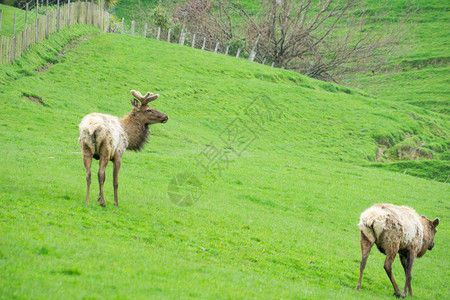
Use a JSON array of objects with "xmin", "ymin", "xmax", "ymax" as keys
[
  {"xmin": 417, "ymin": 218, "xmax": 432, "ymax": 257},
  {"xmin": 120, "ymin": 111, "xmax": 150, "ymax": 151}
]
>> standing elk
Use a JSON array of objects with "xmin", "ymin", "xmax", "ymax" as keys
[
  {"xmin": 356, "ymin": 203, "xmax": 439, "ymax": 298},
  {"xmin": 78, "ymin": 90, "xmax": 168, "ymax": 207}
]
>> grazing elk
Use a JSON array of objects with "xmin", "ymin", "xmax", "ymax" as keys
[
  {"xmin": 356, "ymin": 203, "xmax": 439, "ymax": 298},
  {"xmin": 78, "ymin": 90, "xmax": 168, "ymax": 207}
]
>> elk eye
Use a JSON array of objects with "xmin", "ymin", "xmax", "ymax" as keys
[{"xmin": 147, "ymin": 109, "xmax": 152, "ymax": 112}]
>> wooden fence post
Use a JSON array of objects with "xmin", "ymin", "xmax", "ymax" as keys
[
  {"xmin": 271, "ymin": 62, "xmax": 275, "ymax": 67},
  {"xmin": 45, "ymin": 0, "xmax": 49, "ymax": 38},
  {"xmin": 179, "ymin": 30, "xmax": 186, "ymax": 45},
  {"xmin": 167, "ymin": 28, "xmax": 172, "ymax": 42},
  {"xmin": 84, "ymin": 0, "xmax": 87, "ymax": 24},
  {"xmin": 157, "ymin": 27, "xmax": 160, "ymax": 40},
  {"xmin": 236, "ymin": 48, "xmax": 241, "ymax": 58},
  {"xmin": 249, "ymin": 34, "xmax": 260, "ymax": 62},
  {"xmin": 225, "ymin": 45, "xmax": 229, "ymax": 55},
  {"xmin": 201, "ymin": 37, "xmax": 206, "ymax": 50},
  {"xmin": 57, "ymin": 0, "xmax": 60, "ymax": 31},
  {"xmin": 121, "ymin": 18, "xmax": 124, "ymax": 34},
  {"xmin": 24, "ymin": 4, "xmax": 28, "ymax": 50},
  {"xmin": 143, "ymin": 23, "xmax": 148, "ymax": 37},
  {"xmin": 91, "ymin": 1, "xmax": 94, "ymax": 25},
  {"xmin": 214, "ymin": 42, "xmax": 219, "ymax": 53},
  {"xmin": 11, "ymin": 12, "xmax": 16, "ymax": 63},
  {"xmin": 98, "ymin": 0, "xmax": 101, "ymax": 29},
  {"xmin": 35, "ymin": 0, "xmax": 39, "ymax": 43},
  {"xmin": 191, "ymin": 33, "xmax": 196, "ymax": 48},
  {"xmin": 67, "ymin": 0, "xmax": 71, "ymax": 27},
  {"xmin": 262, "ymin": 58, "xmax": 266, "ymax": 65},
  {"xmin": 131, "ymin": 20, "xmax": 135, "ymax": 35}
]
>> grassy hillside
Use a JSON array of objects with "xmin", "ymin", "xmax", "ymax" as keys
[
  {"xmin": 0, "ymin": 22, "xmax": 448, "ymax": 299},
  {"xmin": 350, "ymin": 0, "xmax": 450, "ymax": 113},
  {"xmin": 112, "ymin": 0, "xmax": 450, "ymax": 177}
]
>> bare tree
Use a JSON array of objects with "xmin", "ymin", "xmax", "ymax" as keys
[
  {"xmin": 240, "ymin": 0, "xmax": 412, "ymax": 81},
  {"xmin": 174, "ymin": 0, "xmax": 413, "ymax": 82},
  {"xmin": 173, "ymin": 0, "xmax": 236, "ymax": 48}
]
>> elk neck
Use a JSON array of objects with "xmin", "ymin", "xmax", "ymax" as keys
[
  {"xmin": 417, "ymin": 218, "xmax": 431, "ymax": 257},
  {"xmin": 120, "ymin": 112, "xmax": 150, "ymax": 151}
]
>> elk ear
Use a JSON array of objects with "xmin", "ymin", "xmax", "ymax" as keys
[
  {"xmin": 432, "ymin": 218, "xmax": 439, "ymax": 228},
  {"xmin": 131, "ymin": 99, "xmax": 141, "ymax": 108}
]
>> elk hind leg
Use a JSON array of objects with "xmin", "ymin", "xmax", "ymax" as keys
[
  {"xmin": 384, "ymin": 243, "xmax": 401, "ymax": 297},
  {"xmin": 97, "ymin": 143, "xmax": 110, "ymax": 207},
  {"xmin": 356, "ymin": 231, "xmax": 374, "ymax": 290},
  {"xmin": 82, "ymin": 144, "xmax": 93, "ymax": 205}
]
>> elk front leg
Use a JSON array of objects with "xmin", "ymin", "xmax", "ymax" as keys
[
  {"xmin": 113, "ymin": 154, "xmax": 122, "ymax": 207},
  {"xmin": 82, "ymin": 146, "xmax": 93, "ymax": 205},
  {"xmin": 356, "ymin": 231, "xmax": 374, "ymax": 290}
]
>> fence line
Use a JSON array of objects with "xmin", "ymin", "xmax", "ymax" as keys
[
  {"xmin": 0, "ymin": 0, "xmax": 109, "ymax": 64},
  {"xmin": 1, "ymin": 1, "xmax": 270, "ymax": 67}
]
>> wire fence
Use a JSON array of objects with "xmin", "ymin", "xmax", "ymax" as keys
[
  {"xmin": 0, "ymin": 0, "xmax": 110, "ymax": 64},
  {"xmin": 0, "ymin": 0, "xmax": 264, "ymax": 66}
]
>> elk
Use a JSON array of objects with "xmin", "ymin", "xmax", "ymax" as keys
[
  {"xmin": 78, "ymin": 90, "xmax": 168, "ymax": 207},
  {"xmin": 356, "ymin": 203, "xmax": 439, "ymax": 298}
]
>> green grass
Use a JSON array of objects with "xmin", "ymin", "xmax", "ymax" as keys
[
  {"xmin": 0, "ymin": 24, "xmax": 448, "ymax": 299},
  {"xmin": 366, "ymin": 160, "xmax": 449, "ymax": 182}
]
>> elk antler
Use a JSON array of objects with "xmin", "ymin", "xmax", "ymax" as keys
[{"xmin": 130, "ymin": 90, "xmax": 159, "ymax": 106}]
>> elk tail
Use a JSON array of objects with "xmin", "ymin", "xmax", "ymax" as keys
[{"xmin": 358, "ymin": 218, "xmax": 377, "ymax": 244}]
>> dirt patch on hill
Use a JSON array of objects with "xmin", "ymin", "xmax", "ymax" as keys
[
  {"xmin": 22, "ymin": 93, "xmax": 49, "ymax": 107},
  {"xmin": 34, "ymin": 35, "xmax": 94, "ymax": 73}
]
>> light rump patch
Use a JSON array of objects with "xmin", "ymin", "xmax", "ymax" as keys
[{"xmin": 79, "ymin": 113, "xmax": 128, "ymax": 160}]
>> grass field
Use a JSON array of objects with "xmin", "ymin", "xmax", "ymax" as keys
[{"xmin": 0, "ymin": 1, "xmax": 449, "ymax": 299}]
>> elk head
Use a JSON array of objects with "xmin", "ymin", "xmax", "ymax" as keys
[
  {"xmin": 130, "ymin": 90, "xmax": 169, "ymax": 124},
  {"xmin": 419, "ymin": 215, "xmax": 439, "ymax": 256}
]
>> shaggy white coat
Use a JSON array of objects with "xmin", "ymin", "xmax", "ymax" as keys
[
  {"xmin": 79, "ymin": 113, "xmax": 128, "ymax": 160},
  {"xmin": 359, "ymin": 204, "xmax": 424, "ymax": 251}
]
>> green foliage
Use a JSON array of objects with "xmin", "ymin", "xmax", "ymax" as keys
[
  {"xmin": 227, "ymin": 38, "xmax": 247, "ymax": 56},
  {"xmin": 102, "ymin": 0, "xmax": 120, "ymax": 9},
  {"xmin": 150, "ymin": 3, "xmax": 174, "ymax": 31}
]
